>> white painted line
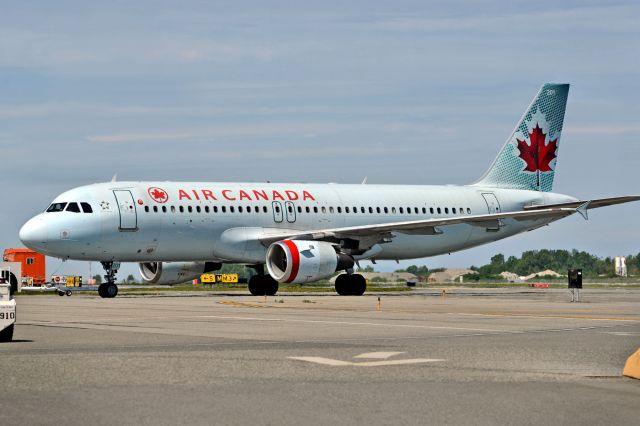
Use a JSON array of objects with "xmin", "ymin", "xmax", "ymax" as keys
[
  {"xmin": 605, "ymin": 332, "xmax": 640, "ymax": 336},
  {"xmin": 194, "ymin": 315, "xmax": 505, "ymax": 332},
  {"xmin": 288, "ymin": 357, "xmax": 353, "ymax": 366},
  {"xmin": 354, "ymin": 351, "xmax": 405, "ymax": 359},
  {"xmin": 288, "ymin": 356, "xmax": 446, "ymax": 367}
]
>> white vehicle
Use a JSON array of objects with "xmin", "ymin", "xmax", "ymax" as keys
[
  {"xmin": 0, "ymin": 281, "xmax": 16, "ymax": 342},
  {"xmin": 18, "ymin": 83, "xmax": 639, "ymax": 298}
]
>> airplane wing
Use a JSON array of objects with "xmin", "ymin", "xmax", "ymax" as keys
[
  {"xmin": 259, "ymin": 206, "xmax": 579, "ymax": 248},
  {"xmin": 523, "ymin": 195, "xmax": 640, "ymax": 212}
]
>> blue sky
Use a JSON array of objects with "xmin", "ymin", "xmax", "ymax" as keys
[{"xmin": 1, "ymin": 1, "xmax": 639, "ymax": 278}]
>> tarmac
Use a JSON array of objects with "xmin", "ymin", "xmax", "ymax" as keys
[{"xmin": 1, "ymin": 288, "xmax": 639, "ymax": 425}]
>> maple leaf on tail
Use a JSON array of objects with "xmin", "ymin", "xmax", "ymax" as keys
[{"xmin": 516, "ymin": 124, "xmax": 558, "ymax": 172}]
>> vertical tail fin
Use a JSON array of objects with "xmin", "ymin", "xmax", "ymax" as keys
[{"xmin": 473, "ymin": 83, "xmax": 569, "ymax": 192}]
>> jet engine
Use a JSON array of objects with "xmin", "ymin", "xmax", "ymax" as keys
[
  {"xmin": 139, "ymin": 261, "xmax": 221, "ymax": 285},
  {"xmin": 266, "ymin": 240, "xmax": 354, "ymax": 284}
]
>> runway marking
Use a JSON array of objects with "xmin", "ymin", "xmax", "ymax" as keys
[
  {"xmin": 455, "ymin": 312, "xmax": 639, "ymax": 322},
  {"xmin": 604, "ymin": 332, "xmax": 640, "ymax": 336},
  {"xmin": 194, "ymin": 314, "xmax": 507, "ymax": 332},
  {"xmin": 289, "ymin": 355, "xmax": 446, "ymax": 367},
  {"xmin": 354, "ymin": 351, "xmax": 405, "ymax": 359},
  {"xmin": 218, "ymin": 301, "xmax": 268, "ymax": 308}
]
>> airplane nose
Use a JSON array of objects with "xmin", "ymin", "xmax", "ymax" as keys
[{"xmin": 19, "ymin": 217, "xmax": 48, "ymax": 249}]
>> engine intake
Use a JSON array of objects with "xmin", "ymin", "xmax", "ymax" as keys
[
  {"xmin": 139, "ymin": 261, "xmax": 221, "ymax": 285},
  {"xmin": 266, "ymin": 240, "xmax": 354, "ymax": 284}
]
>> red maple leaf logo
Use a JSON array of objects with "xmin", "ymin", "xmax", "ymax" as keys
[
  {"xmin": 148, "ymin": 187, "xmax": 168, "ymax": 203},
  {"xmin": 516, "ymin": 124, "xmax": 557, "ymax": 172}
]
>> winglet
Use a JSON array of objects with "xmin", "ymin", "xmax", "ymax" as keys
[{"xmin": 576, "ymin": 201, "xmax": 591, "ymax": 220}]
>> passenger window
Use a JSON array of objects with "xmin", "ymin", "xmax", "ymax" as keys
[
  {"xmin": 331, "ymin": 207, "xmax": 336, "ymax": 213},
  {"xmin": 80, "ymin": 202, "xmax": 93, "ymax": 213},
  {"xmin": 452, "ymin": 207, "xmax": 456, "ymax": 214},
  {"xmin": 171, "ymin": 206, "xmax": 176, "ymax": 213},
  {"xmin": 361, "ymin": 207, "xmax": 365, "ymax": 213},
  {"xmin": 255, "ymin": 206, "xmax": 259, "ymax": 213},
  {"xmin": 430, "ymin": 207, "xmax": 434, "ymax": 214},
  {"xmin": 222, "ymin": 206, "xmax": 226, "ymax": 213},
  {"xmin": 153, "ymin": 206, "xmax": 158, "ymax": 213},
  {"xmin": 375, "ymin": 207, "xmax": 380, "ymax": 214},
  {"xmin": 321, "ymin": 206, "xmax": 326, "ymax": 213},
  {"xmin": 400, "ymin": 207, "xmax": 404, "ymax": 214},
  {"xmin": 337, "ymin": 207, "xmax": 342, "ymax": 213},
  {"xmin": 188, "ymin": 206, "xmax": 193, "ymax": 213},
  {"xmin": 369, "ymin": 207, "xmax": 373, "ymax": 214},
  {"xmin": 66, "ymin": 202, "xmax": 81, "ymax": 213},
  {"xmin": 239, "ymin": 206, "xmax": 243, "ymax": 213},
  {"xmin": 297, "ymin": 206, "xmax": 302, "ymax": 213},
  {"xmin": 313, "ymin": 206, "xmax": 318, "ymax": 213},
  {"xmin": 247, "ymin": 206, "xmax": 251, "ymax": 213},
  {"xmin": 384, "ymin": 207, "xmax": 388, "ymax": 214},
  {"xmin": 214, "ymin": 206, "xmax": 219, "ymax": 213},
  {"xmin": 392, "ymin": 207, "xmax": 396, "ymax": 214},
  {"xmin": 275, "ymin": 206, "xmax": 280, "ymax": 213},
  {"xmin": 422, "ymin": 207, "xmax": 426, "ymax": 214},
  {"xmin": 288, "ymin": 205, "xmax": 293, "ymax": 213},
  {"xmin": 262, "ymin": 206, "xmax": 267, "ymax": 213},
  {"xmin": 230, "ymin": 206, "xmax": 235, "ymax": 213},
  {"xmin": 437, "ymin": 207, "xmax": 441, "ymax": 214},
  {"xmin": 467, "ymin": 208, "xmax": 471, "ymax": 214},
  {"xmin": 345, "ymin": 207, "xmax": 350, "ymax": 213},
  {"xmin": 26, "ymin": 258, "xmax": 34, "ymax": 265},
  {"xmin": 445, "ymin": 207, "xmax": 449, "ymax": 214},
  {"xmin": 162, "ymin": 206, "xmax": 167, "ymax": 213},
  {"xmin": 196, "ymin": 206, "xmax": 201, "ymax": 213},
  {"xmin": 144, "ymin": 206, "xmax": 149, "ymax": 213},
  {"xmin": 306, "ymin": 206, "xmax": 310, "ymax": 213}
]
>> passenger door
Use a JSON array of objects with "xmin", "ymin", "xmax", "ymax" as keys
[{"xmin": 113, "ymin": 190, "xmax": 138, "ymax": 231}]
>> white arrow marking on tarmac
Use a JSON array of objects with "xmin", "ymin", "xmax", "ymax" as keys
[
  {"xmin": 288, "ymin": 356, "xmax": 446, "ymax": 367},
  {"xmin": 353, "ymin": 351, "xmax": 405, "ymax": 359}
]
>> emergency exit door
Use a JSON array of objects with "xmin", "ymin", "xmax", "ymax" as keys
[{"xmin": 113, "ymin": 190, "xmax": 138, "ymax": 231}]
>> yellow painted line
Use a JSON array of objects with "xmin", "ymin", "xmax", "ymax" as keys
[
  {"xmin": 218, "ymin": 301, "xmax": 269, "ymax": 308},
  {"xmin": 623, "ymin": 348, "xmax": 640, "ymax": 379}
]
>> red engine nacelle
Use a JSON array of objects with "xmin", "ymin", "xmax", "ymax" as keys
[{"xmin": 266, "ymin": 240, "xmax": 354, "ymax": 284}]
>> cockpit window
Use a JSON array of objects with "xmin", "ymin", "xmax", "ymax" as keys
[
  {"xmin": 80, "ymin": 202, "xmax": 93, "ymax": 213},
  {"xmin": 66, "ymin": 202, "xmax": 81, "ymax": 213},
  {"xmin": 46, "ymin": 203, "xmax": 67, "ymax": 212}
]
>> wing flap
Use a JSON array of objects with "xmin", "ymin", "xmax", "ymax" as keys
[{"xmin": 259, "ymin": 207, "xmax": 576, "ymax": 246}]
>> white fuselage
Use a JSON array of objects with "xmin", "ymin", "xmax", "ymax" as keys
[{"xmin": 19, "ymin": 181, "xmax": 577, "ymax": 264}]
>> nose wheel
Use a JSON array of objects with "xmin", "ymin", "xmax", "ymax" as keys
[{"xmin": 99, "ymin": 261, "xmax": 119, "ymax": 298}]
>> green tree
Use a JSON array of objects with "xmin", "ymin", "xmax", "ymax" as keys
[{"xmin": 92, "ymin": 274, "xmax": 102, "ymax": 284}]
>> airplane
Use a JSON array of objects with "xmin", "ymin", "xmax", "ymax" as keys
[{"xmin": 19, "ymin": 83, "xmax": 639, "ymax": 298}]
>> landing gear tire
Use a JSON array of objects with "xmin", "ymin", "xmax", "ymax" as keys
[
  {"xmin": 98, "ymin": 283, "xmax": 118, "ymax": 298},
  {"xmin": 335, "ymin": 273, "xmax": 366, "ymax": 296},
  {"xmin": 66, "ymin": 290, "xmax": 72, "ymax": 297},
  {"xmin": 0, "ymin": 324, "xmax": 14, "ymax": 342},
  {"xmin": 248, "ymin": 275, "xmax": 279, "ymax": 296}
]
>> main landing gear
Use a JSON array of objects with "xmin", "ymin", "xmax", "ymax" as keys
[
  {"xmin": 98, "ymin": 261, "xmax": 119, "ymax": 298},
  {"xmin": 248, "ymin": 265, "xmax": 279, "ymax": 296},
  {"xmin": 334, "ymin": 273, "xmax": 366, "ymax": 296}
]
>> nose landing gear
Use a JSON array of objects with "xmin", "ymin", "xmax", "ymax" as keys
[{"xmin": 98, "ymin": 261, "xmax": 119, "ymax": 298}]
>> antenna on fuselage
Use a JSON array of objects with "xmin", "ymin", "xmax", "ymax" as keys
[
  {"xmin": 361, "ymin": 176, "xmax": 367, "ymax": 184},
  {"xmin": 111, "ymin": 173, "xmax": 118, "ymax": 182}
]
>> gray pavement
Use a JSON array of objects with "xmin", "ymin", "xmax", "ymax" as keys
[{"xmin": 1, "ymin": 288, "xmax": 639, "ymax": 425}]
